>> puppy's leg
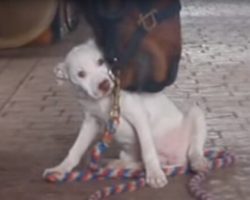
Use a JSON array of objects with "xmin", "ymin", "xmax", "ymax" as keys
[
  {"xmin": 107, "ymin": 147, "xmax": 142, "ymax": 170},
  {"xmin": 187, "ymin": 106, "xmax": 209, "ymax": 172},
  {"xmin": 43, "ymin": 114, "xmax": 99, "ymax": 178},
  {"xmin": 123, "ymin": 99, "xmax": 167, "ymax": 188}
]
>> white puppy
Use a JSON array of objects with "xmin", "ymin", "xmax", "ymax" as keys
[{"xmin": 44, "ymin": 39, "xmax": 208, "ymax": 188}]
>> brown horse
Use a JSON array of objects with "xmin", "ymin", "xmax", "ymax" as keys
[{"xmin": 77, "ymin": 0, "xmax": 182, "ymax": 92}]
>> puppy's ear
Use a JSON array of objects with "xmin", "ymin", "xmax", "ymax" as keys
[{"xmin": 54, "ymin": 62, "xmax": 68, "ymax": 85}]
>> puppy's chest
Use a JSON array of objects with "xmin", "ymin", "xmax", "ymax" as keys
[
  {"xmin": 115, "ymin": 117, "xmax": 136, "ymax": 145},
  {"xmin": 79, "ymin": 98, "xmax": 111, "ymax": 120}
]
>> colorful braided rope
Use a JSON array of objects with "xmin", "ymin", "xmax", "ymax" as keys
[{"xmin": 44, "ymin": 106, "xmax": 235, "ymax": 200}]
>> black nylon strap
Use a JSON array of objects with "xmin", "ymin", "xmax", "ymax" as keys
[
  {"xmin": 135, "ymin": 0, "xmax": 154, "ymax": 14},
  {"xmin": 92, "ymin": 0, "xmax": 132, "ymax": 64},
  {"xmin": 92, "ymin": 0, "xmax": 128, "ymax": 63}
]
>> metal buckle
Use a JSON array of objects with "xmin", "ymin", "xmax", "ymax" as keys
[{"xmin": 138, "ymin": 9, "xmax": 158, "ymax": 32}]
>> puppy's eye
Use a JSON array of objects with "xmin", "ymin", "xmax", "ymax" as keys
[
  {"xmin": 78, "ymin": 71, "xmax": 86, "ymax": 78},
  {"xmin": 97, "ymin": 58, "xmax": 105, "ymax": 66}
]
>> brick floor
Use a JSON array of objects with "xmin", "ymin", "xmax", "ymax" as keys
[{"xmin": 0, "ymin": 1, "xmax": 250, "ymax": 199}]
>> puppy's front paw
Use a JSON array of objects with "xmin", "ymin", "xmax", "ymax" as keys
[
  {"xmin": 190, "ymin": 156, "xmax": 209, "ymax": 172},
  {"xmin": 43, "ymin": 165, "xmax": 69, "ymax": 182},
  {"xmin": 146, "ymin": 168, "xmax": 168, "ymax": 188}
]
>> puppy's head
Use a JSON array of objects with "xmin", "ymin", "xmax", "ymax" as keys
[{"xmin": 54, "ymin": 39, "xmax": 114, "ymax": 100}]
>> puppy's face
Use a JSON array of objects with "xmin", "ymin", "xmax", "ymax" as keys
[{"xmin": 55, "ymin": 40, "xmax": 114, "ymax": 99}]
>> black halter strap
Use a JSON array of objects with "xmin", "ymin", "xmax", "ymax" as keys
[{"xmin": 91, "ymin": 1, "xmax": 131, "ymax": 65}]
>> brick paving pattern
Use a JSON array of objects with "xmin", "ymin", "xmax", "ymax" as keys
[{"xmin": 0, "ymin": 0, "xmax": 250, "ymax": 199}]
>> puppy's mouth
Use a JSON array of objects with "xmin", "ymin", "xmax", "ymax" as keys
[
  {"xmin": 101, "ymin": 86, "xmax": 113, "ymax": 96},
  {"xmin": 91, "ymin": 89, "xmax": 113, "ymax": 100},
  {"xmin": 75, "ymin": 86, "xmax": 89, "ymax": 97},
  {"xmin": 96, "ymin": 77, "xmax": 114, "ymax": 95},
  {"xmin": 76, "ymin": 82, "xmax": 114, "ymax": 100}
]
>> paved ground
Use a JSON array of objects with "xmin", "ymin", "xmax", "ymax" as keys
[{"xmin": 0, "ymin": 0, "xmax": 250, "ymax": 199}]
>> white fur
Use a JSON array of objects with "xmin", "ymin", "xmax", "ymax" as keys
[{"xmin": 44, "ymin": 39, "xmax": 208, "ymax": 188}]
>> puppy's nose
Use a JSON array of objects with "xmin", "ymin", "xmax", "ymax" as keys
[{"xmin": 98, "ymin": 79, "xmax": 110, "ymax": 93}]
